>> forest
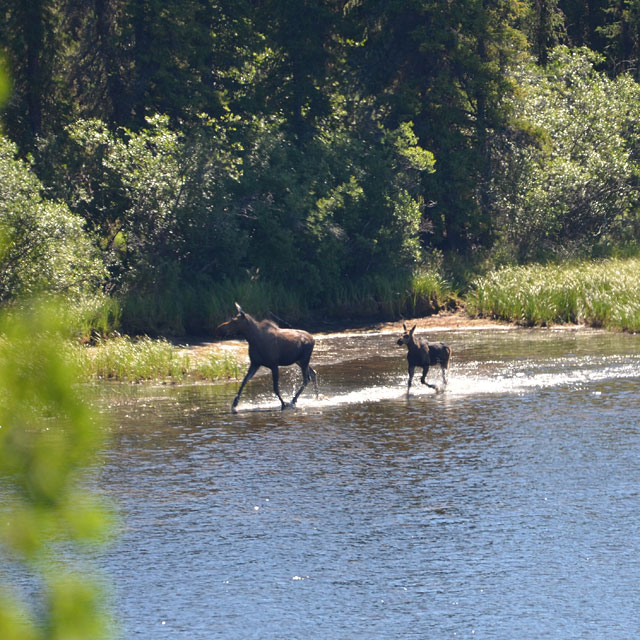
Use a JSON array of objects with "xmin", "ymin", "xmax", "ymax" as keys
[{"xmin": 2, "ymin": 0, "xmax": 640, "ymax": 334}]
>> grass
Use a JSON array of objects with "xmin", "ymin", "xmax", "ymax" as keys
[
  {"xmin": 117, "ymin": 269, "xmax": 456, "ymax": 334},
  {"xmin": 467, "ymin": 257, "xmax": 640, "ymax": 331},
  {"xmin": 71, "ymin": 293, "xmax": 122, "ymax": 339},
  {"xmin": 309, "ymin": 270, "xmax": 456, "ymax": 321},
  {"xmin": 62, "ymin": 266, "xmax": 456, "ymax": 384},
  {"xmin": 69, "ymin": 335, "xmax": 240, "ymax": 383}
]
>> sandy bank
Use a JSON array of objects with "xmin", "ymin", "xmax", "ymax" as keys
[{"xmin": 176, "ymin": 312, "xmax": 511, "ymax": 365}]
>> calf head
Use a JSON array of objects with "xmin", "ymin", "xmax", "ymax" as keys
[{"xmin": 397, "ymin": 321, "xmax": 417, "ymax": 347}]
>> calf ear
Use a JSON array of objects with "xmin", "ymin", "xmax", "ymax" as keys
[
  {"xmin": 234, "ymin": 302, "xmax": 245, "ymax": 316},
  {"xmin": 410, "ymin": 324, "xmax": 417, "ymax": 336}
]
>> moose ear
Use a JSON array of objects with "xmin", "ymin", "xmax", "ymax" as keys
[
  {"xmin": 410, "ymin": 324, "xmax": 417, "ymax": 336},
  {"xmin": 234, "ymin": 302, "xmax": 245, "ymax": 316},
  {"xmin": 402, "ymin": 320, "xmax": 408, "ymax": 332}
]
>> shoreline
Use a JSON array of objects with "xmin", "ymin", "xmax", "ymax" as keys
[
  {"xmin": 82, "ymin": 312, "xmax": 601, "ymax": 384},
  {"xmin": 174, "ymin": 311, "xmax": 514, "ymax": 365},
  {"xmin": 312, "ymin": 311, "xmax": 513, "ymax": 335},
  {"xmin": 176, "ymin": 311, "xmax": 602, "ymax": 367}
]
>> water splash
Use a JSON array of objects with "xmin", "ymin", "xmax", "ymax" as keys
[{"xmin": 234, "ymin": 356, "xmax": 640, "ymax": 412}]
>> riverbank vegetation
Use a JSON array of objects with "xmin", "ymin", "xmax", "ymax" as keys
[
  {"xmin": 468, "ymin": 258, "xmax": 640, "ymax": 332},
  {"xmin": 70, "ymin": 335, "xmax": 240, "ymax": 383},
  {"xmin": 2, "ymin": 2, "xmax": 640, "ymax": 347}
]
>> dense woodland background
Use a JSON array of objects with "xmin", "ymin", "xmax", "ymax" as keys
[{"xmin": 2, "ymin": 0, "xmax": 640, "ymax": 333}]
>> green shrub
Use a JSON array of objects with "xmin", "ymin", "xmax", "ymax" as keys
[
  {"xmin": 0, "ymin": 134, "xmax": 105, "ymax": 304},
  {"xmin": 492, "ymin": 48, "xmax": 640, "ymax": 260}
]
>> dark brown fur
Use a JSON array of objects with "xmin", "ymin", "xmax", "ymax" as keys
[
  {"xmin": 397, "ymin": 322, "xmax": 451, "ymax": 394},
  {"xmin": 216, "ymin": 303, "xmax": 318, "ymax": 411}
]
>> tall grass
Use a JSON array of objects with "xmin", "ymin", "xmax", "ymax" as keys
[
  {"xmin": 467, "ymin": 257, "xmax": 640, "ymax": 331},
  {"xmin": 304, "ymin": 270, "xmax": 455, "ymax": 321},
  {"xmin": 119, "ymin": 278, "xmax": 309, "ymax": 335},
  {"xmin": 70, "ymin": 293, "xmax": 122, "ymax": 338},
  {"xmin": 118, "ymin": 269, "xmax": 455, "ymax": 334},
  {"xmin": 69, "ymin": 336, "xmax": 240, "ymax": 383}
]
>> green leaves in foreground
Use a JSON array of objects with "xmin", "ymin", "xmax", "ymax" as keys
[
  {"xmin": 0, "ymin": 301, "xmax": 115, "ymax": 639},
  {"xmin": 468, "ymin": 257, "xmax": 640, "ymax": 331}
]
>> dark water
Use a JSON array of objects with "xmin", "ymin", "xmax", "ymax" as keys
[{"xmin": 95, "ymin": 327, "xmax": 640, "ymax": 638}]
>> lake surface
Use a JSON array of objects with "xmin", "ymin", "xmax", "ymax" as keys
[{"xmin": 95, "ymin": 327, "xmax": 640, "ymax": 638}]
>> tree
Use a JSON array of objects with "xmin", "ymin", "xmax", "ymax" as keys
[
  {"xmin": 558, "ymin": 0, "xmax": 609, "ymax": 52},
  {"xmin": 0, "ymin": 0, "xmax": 65, "ymax": 150},
  {"xmin": 491, "ymin": 47, "xmax": 640, "ymax": 260},
  {"xmin": 529, "ymin": 0, "xmax": 565, "ymax": 64},
  {"xmin": 349, "ymin": 0, "xmax": 528, "ymax": 254},
  {"xmin": 599, "ymin": 0, "xmax": 640, "ymax": 77},
  {"xmin": 249, "ymin": 0, "xmax": 340, "ymax": 139},
  {"xmin": 0, "ymin": 133, "xmax": 105, "ymax": 304}
]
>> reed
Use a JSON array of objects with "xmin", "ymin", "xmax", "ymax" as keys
[
  {"xmin": 118, "ymin": 269, "xmax": 455, "ymax": 334},
  {"xmin": 321, "ymin": 270, "xmax": 454, "ymax": 320},
  {"xmin": 119, "ymin": 278, "xmax": 308, "ymax": 335},
  {"xmin": 69, "ymin": 335, "xmax": 240, "ymax": 383},
  {"xmin": 467, "ymin": 258, "xmax": 640, "ymax": 331}
]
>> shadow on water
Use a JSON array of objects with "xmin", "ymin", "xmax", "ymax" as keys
[{"xmin": 87, "ymin": 327, "xmax": 640, "ymax": 638}]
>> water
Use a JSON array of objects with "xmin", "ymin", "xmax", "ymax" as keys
[{"xmin": 42, "ymin": 328, "xmax": 640, "ymax": 636}]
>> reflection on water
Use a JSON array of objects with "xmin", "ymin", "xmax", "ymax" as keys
[{"xmin": 90, "ymin": 328, "xmax": 640, "ymax": 638}]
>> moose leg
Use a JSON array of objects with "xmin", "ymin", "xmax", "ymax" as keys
[
  {"xmin": 232, "ymin": 363, "xmax": 259, "ymax": 412},
  {"xmin": 270, "ymin": 366, "xmax": 288, "ymax": 409},
  {"xmin": 308, "ymin": 366, "xmax": 319, "ymax": 398},
  {"xmin": 440, "ymin": 363, "xmax": 448, "ymax": 386},
  {"xmin": 291, "ymin": 364, "xmax": 312, "ymax": 406}
]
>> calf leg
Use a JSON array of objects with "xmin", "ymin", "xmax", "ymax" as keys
[
  {"xmin": 420, "ymin": 365, "xmax": 438, "ymax": 391},
  {"xmin": 232, "ymin": 363, "xmax": 259, "ymax": 412},
  {"xmin": 407, "ymin": 364, "xmax": 415, "ymax": 395}
]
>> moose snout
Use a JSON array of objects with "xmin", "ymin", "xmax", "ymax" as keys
[
  {"xmin": 397, "ymin": 338, "xmax": 404, "ymax": 346},
  {"xmin": 215, "ymin": 321, "xmax": 231, "ymax": 337}
]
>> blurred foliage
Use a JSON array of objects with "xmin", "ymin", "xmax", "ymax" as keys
[
  {"xmin": 0, "ymin": 57, "xmax": 9, "ymax": 106},
  {"xmin": 0, "ymin": 301, "xmax": 115, "ymax": 639}
]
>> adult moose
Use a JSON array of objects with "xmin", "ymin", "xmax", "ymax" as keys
[
  {"xmin": 397, "ymin": 321, "xmax": 451, "ymax": 394},
  {"xmin": 216, "ymin": 303, "xmax": 318, "ymax": 412}
]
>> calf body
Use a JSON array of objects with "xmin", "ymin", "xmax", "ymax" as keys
[{"xmin": 397, "ymin": 322, "xmax": 451, "ymax": 394}]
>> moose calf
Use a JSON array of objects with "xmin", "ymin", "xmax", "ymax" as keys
[{"xmin": 397, "ymin": 322, "xmax": 451, "ymax": 394}]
